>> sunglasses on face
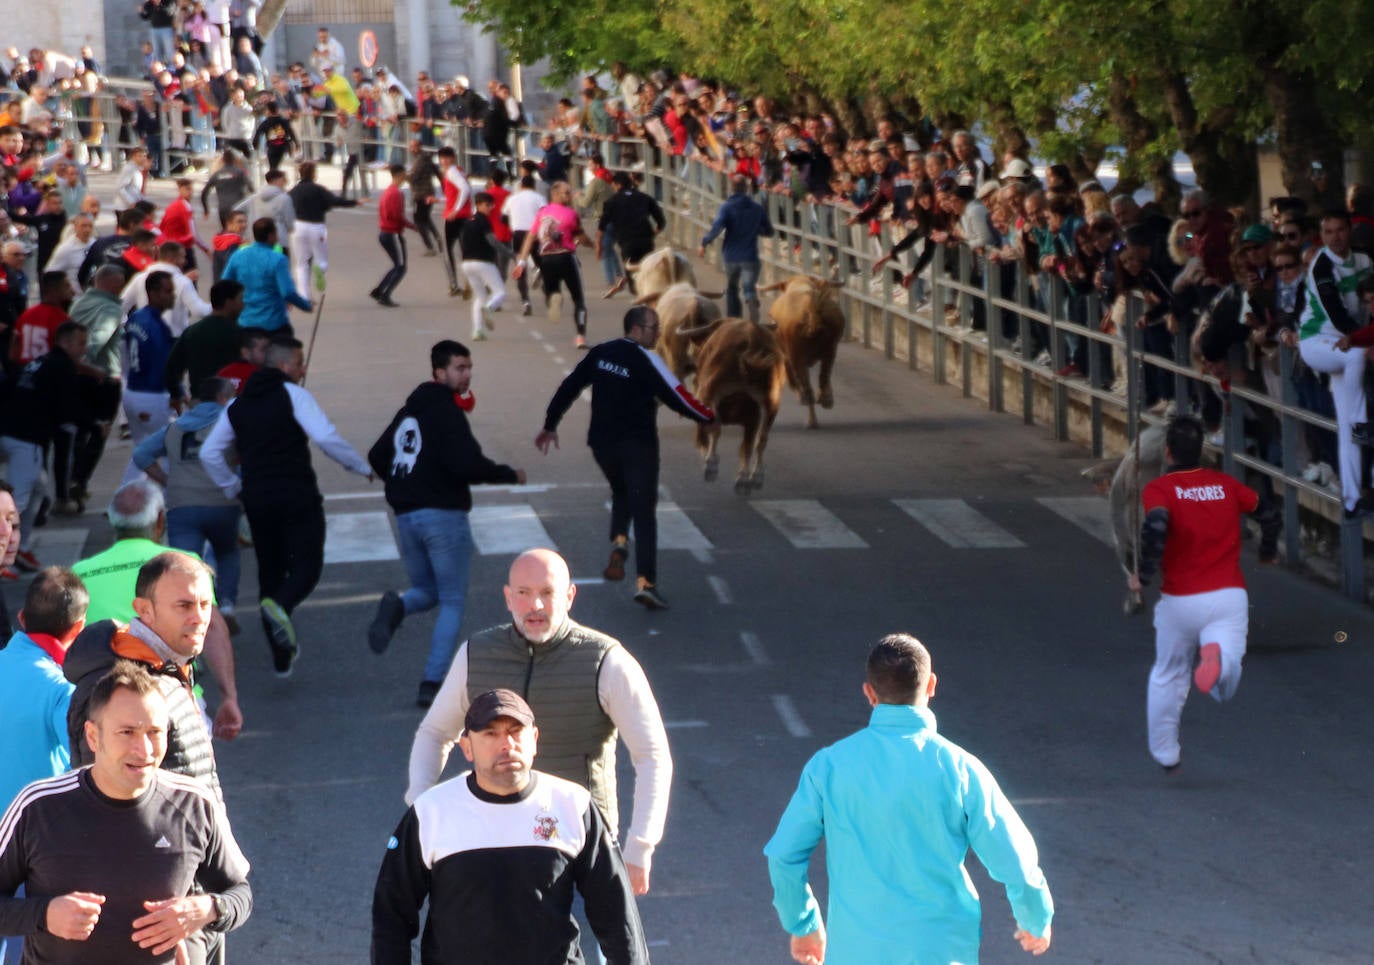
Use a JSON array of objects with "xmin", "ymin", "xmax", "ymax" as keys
[
  {"xmin": 1280, "ymin": 231, "xmax": 1300, "ymax": 240},
  {"xmin": 1275, "ymin": 262, "xmax": 1300, "ymax": 270},
  {"xmin": 1183, "ymin": 209, "xmax": 1203, "ymax": 218}
]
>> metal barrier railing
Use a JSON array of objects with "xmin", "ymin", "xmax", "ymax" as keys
[{"xmin": 67, "ymin": 106, "xmax": 1367, "ymax": 598}]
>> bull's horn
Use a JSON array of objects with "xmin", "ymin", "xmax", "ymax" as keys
[
  {"xmin": 697, "ymin": 290, "xmax": 725, "ymax": 299},
  {"xmin": 625, "ymin": 260, "xmax": 641, "ymax": 272},
  {"xmin": 677, "ymin": 318, "xmax": 723, "ymax": 336},
  {"xmin": 757, "ymin": 281, "xmax": 786, "ymax": 293}
]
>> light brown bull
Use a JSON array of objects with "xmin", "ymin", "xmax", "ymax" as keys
[
  {"xmin": 653, "ymin": 282, "xmax": 725, "ymax": 383},
  {"xmin": 762, "ymin": 275, "xmax": 846, "ymax": 429},
  {"xmin": 692, "ymin": 318, "xmax": 786, "ymax": 494},
  {"xmin": 626, "ymin": 246, "xmax": 697, "ymax": 302}
]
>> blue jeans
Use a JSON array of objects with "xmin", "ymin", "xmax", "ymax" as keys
[
  {"xmin": 150, "ymin": 27, "xmax": 176, "ymax": 66},
  {"xmin": 396, "ymin": 508, "xmax": 473, "ymax": 683},
  {"xmin": 723, "ymin": 260, "xmax": 760, "ymax": 318},
  {"xmin": 167, "ymin": 504, "xmax": 242, "ymax": 607}
]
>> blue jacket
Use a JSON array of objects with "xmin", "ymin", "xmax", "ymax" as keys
[
  {"xmin": 123, "ymin": 305, "xmax": 178, "ymax": 396},
  {"xmin": 764, "ymin": 704, "xmax": 1053, "ymax": 965},
  {"xmin": 0, "ymin": 633, "xmax": 74, "ymax": 810},
  {"xmin": 222, "ymin": 242, "xmax": 310, "ymax": 332},
  {"xmin": 702, "ymin": 192, "xmax": 774, "ymax": 263}
]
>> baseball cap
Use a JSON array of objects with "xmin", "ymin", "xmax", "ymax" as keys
[
  {"xmin": 464, "ymin": 689, "xmax": 535, "ymax": 732},
  {"xmin": 1001, "ymin": 158, "xmax": 1033, "ymax": 180},
  {"xmin": 1241, "ymin": 223, "xmax": 1274, "ymax": 245},
  {"xmin": 976, "ymin": 179, "xmax": 999, "ymax": 201}
]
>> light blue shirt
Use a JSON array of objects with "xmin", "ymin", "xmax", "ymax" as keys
[
  {"xmin": 764, "ymin": 703, "xmax": 1053, "ymax": 964},
  {"xmin": 0, "ymin": 633, "xmax": 75, "ymax": 810},
  {"xmin": 222, "ymin": 241, "xmax": 310, "ymax": 331}
]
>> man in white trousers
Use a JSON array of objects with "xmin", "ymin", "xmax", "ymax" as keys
[
  {"xmin": 459, "ymin": 193, "xmax": 514, "ymax": 340},
  {"xmin": 1296, "ymin": 209, "xmax": 1373, "ymax": 518},
  {"xmin": 287, "ymin": 160, "xmax": 361, "ymax": 300},
  {"xmin": 1128, "ymin": 416, "xmax": 1280, "ymax": 770}
]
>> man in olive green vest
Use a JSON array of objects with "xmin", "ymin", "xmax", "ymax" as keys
[{"xmin": 406, "ymin": 548, "xmax": 671, "ymax": 896}]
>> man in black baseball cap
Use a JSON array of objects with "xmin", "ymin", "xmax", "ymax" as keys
[{"xmin": 372, "ymin": 687, "xmax": 649, "ymax": 963}]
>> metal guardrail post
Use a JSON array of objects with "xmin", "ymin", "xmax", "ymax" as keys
[
  {"xmin": 1085, "ymin": 296, "xmax": 1105, "ymax": 457},
  {"xmin": 1046, "ymin": 275, "xmax": 1068, "ymax": 440},
  {"xmin": 1341, "ymin": 517, "xmax": 1367, "ymax": 600},
  {"xmin": 1278, "ymin": 346, "xmax": 1303, "ymax": 565},
  {"xmin": 957, "ymin": 246, "xmax": 972, "ymax": 398},
  {"xmin": 984, "ymin": 263, "xmax": 1002, "ymax": 413},
  {"xmin": 931, "ymin": 252, "xmax": 947, "ymax": 386},
  {"xmin": 1016, "ymin": 264, "xmax": 1034, "ymax": 423},
  {"xmin": 1125, "ymin": 301, "xmax": 1142, "ymax": 442},
  {"xmin": 1221, "ymin": 345, "xmax": 1245, "ymax": 478}
]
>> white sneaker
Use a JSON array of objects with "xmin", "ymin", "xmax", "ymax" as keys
[
  {"xmin": 1033, "ymin": 350, "xmax": 1053, "ymax": 367},
  {"xmin": 472, "ymin": 329, "xmax": 488, "ymax": 341},
  {"xmin": 1301, "ymin": 462, "xmax": 1323, "ymax": 483},
  {"xmin": 481, "ymin": 306, "xmax": 495, "ymax": 330}
]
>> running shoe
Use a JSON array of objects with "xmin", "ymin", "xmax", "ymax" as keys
[
  {"xmin": 574, "ymin": 334, "xmax": 588, "ymax": 350},
  {"xmin": 472, "ymin": 329, "xmax": 488, "ymax": 341},
  {"xmin": 368, "ymin": 590, "xmax": 405, "ymax": 654},
  {"xmin": 1193, "ymin": 642, "xmax": 1221, "ymax": 694},
  {"xmin": 522, "ymin": 301, "xmax": 532, "ymax": 316},
  {"xmin": 604, "ymin": 536, "xmax": 629, "ymax": 581},
  {"xmin": 260, "ymin": 598, "xmax": 299, "ymax": 677},
  {"xmin": 481, "ymin": 306, "xmax": 496, "ymax": 330},
  {"xmin": 633, "ymin": 577, "xmax": 668, "ymax": 610}
]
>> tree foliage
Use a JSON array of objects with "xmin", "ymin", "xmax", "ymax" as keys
[{"xmin": 455, "ymin": 0, "xmax": 1374, "ymax": 207}]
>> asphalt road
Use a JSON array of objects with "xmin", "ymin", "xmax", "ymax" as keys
[{"xmin": 19, "ymin": 167, "xmax": 1374, "ymax": 964}]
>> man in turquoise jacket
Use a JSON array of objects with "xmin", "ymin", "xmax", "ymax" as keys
[
  {"xmin": 222, "ymin": 217, "xmax": 312, "ymax": 335},
  {"xmin": 764, "ymin": 634, "xmax": 1053, "ymax": 965}
]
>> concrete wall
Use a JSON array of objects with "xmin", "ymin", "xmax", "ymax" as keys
[{"xmin": 13, "ymin": 0, "xmax": 105, "ymax": 72}]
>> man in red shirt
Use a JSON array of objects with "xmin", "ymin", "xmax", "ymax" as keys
[
  {"xmin": 371, "ymin": 165, "xmax": 417, "ymax": 308},
  {"xmin": 159, "ymin": 178, "xmax": 210, "ymax": 276},
  {"xmin": 9, "ymin": 271, "xmax": 73, "ymax": 366},
  {"xmin": 1129, "ymin": 417, "xmax": 1280, "ymax": 770}
]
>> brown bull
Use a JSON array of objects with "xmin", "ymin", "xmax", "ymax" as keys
[
  {"xmin": 762, "ymin": 275, "xmax": 846, "ymax": 429},
  {"xmin": 653, "ymin": 282, "xmax": 725, "ymax": 383},
  {"xmin": 692, "ymin": 318, "xmax": 785, "ymax": 494}
]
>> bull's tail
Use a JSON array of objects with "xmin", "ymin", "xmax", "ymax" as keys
[{"xmin": 757, "ymin": 280, "xmax": 788, "ymax": 294}]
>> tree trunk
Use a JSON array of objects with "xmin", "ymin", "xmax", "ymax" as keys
[
  {"xmin": 987, "ymin": 100, "xmax": 1029, "ymax": 168},
  {"xmin": 1160, "ymin": 69, "xmax": 1256, "ymax": 212},
  {"xmin": 258, "ymin": 0, "xmax": 288, "ymax": 36},
  {"xmin": 1264, "ymin": 67, "xmax": 1345, "ymax": 208}
]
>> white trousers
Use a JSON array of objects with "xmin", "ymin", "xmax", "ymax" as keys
[
  {"xmin": 462, "ymin": 261, "xmax": 506, "ymax": 335},
  {"xmin": 1298, "ymin": 334, "xmax": 1365, "ymax": 510},
  {"xmin": 1148, "ymin": 587, "xmax": 1248, "ymax": 767},
  {"xmin": 292, "ymin": 222, "xmax": 330, "ymax": 299},
  {"xmin": 121, "ymin": 389, "xmax": 171, "ymax": 484}
]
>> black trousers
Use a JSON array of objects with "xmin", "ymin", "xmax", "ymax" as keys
[
  {"xmin": 617, "ymin": 238, "xmax": 655, "ymax": 294},
  {"xmin": 511, "ymin": 230, "xmax": 536, "ymax": 303},
  {"xmin": 413, "ymin": 200, "xmax": 438, "ymax": 252},
  {"xmin": 243, "ymin": 497, "xmax": 325, "ymax": 613},
  {"xmin": 377, "ymin": 232, "xmax": 407, "ymax": 296},
  {"xmin": 443, "ymin": 217, "xmax": 468, "ymax": 289},
  {"xmin": 539, "ymin": 252, "xmax": 588, "ymax": 334},
  {"xmin": 592, "ymin": 439, "xmax": 660, "ymax": 583},
  {"xmin": 73, "ymin": 376, "xmax": 121, "ymax": 492}
]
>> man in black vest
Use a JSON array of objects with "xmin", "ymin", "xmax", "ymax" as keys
[
  {"xmin": 406, "ymin": 549, "xmax": 671, "ymax": 907},
  {"xmin": 200, "ymin": 337, "xmax": 373, "ymax": 677}
]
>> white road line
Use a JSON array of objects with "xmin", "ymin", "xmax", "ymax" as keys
[
  {"xmin": 296, "ymin": 592, "xmax": 382, "ymax": 609},
  {"xmin": 753, "ymin": 499, "xmax": 868, "ymax": 549},
  {"xmin": 707, "ymin": 575, "xmax": 732, "ymax": 604},
  {"xmin": 1036, "ymin": 496, "xmax": 1115, "ymax": 546},
  {"xmin": 32, "ymin": 527, "xmax": 90, "ymax": 567},
  {"xmin": 893, "ymin": 499, "xmax": 1025, "ymax": 549},
  {"xmin": 690, "ymin": 547, "xmax": 713, "ymax": 565},
  {"xmin": 470, "ymin": 504, "xmax": 557, "ymax": 555},
  {"xmin": 553, "ymin": 355, "xmax": 566, "ymax": 364},
  {"xmin": 542, "ymin": 342, "xmax": 556, "ymax": 353},
  {"xmin": 664, "ymin": 720, "xmax": 709, "ymax": 729},
  {"xmin": 322, "ymin": 490, "xmax": 387, "ymax": 501},
  {"xmin": 770, "ymin": 695, "xmax": 812, "ymax": 738},
  {"xmin": 323, "ymin": 512, "xmax": 399, "ymax": 563},
  {"xmin": 530, "ymin": 330, "xmax": 544, "ymax": 341},
  {"xmin": 739, "ymin": 630, "xmax": 771, "ymax": 666},
  {"xmin": 659, "ymin": 500, "xmax": 713, "ymax": 551}
]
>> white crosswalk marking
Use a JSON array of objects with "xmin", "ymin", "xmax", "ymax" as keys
[
  {"xmin": 752, "ymin": 500, "xmax": 868, "ymax": 549},
  {"xmin": 470, "ymin": 504, "xmax": 558, "ymax": 555},
  {"xmin": 893, "ymin": 499, "xmax": 1025, "ymax": 549},
  {"xmin": 1036, "ymin": 496, "xmax": 1115, "ymax": 546},
  {"xmin": 323, "ymin": 512, "xmax": 399, "ymax": 563},
  {"xmin": 658, "ymin": 500, "xmax": 712, "ymax": 551}
]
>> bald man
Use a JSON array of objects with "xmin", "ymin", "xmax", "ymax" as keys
[{"xmin": 407, "ymin": 549, "xmax": 671, "ymax": 899}]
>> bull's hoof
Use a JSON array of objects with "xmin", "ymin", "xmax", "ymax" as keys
[
  {"xmin": 734, "ymin": 476, "xmax": 752, "ymax": 495},
  {"xmin": 704, "ymin": 461, "xmax": 719, "ymax": 482},
  {"xmin": 805, "ymin": 415, "xmax": 819, "ymax": 430},
  {"xmin": 818, "ymin": 388, "xmax": 835, "ymax": 409},
  {"xmin": 1124, "ymin": 591, "xmax": 1144, "ymax": 616}
]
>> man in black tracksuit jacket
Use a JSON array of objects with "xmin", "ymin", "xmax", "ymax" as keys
[
  {"xmin": 597, "ymin": 173, "xmax": 665, "ymax": 293},
  {"xmin": 365, "ymin": 340, "xmax": 526, "ymax": 706},
  {"xmin": 537, "ymin": 306, "xmax": 715, "ymax": 610}
]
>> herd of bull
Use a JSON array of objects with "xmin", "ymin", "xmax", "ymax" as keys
[{"xmin": 627, "ymin": 248, "xmax": 845, "ymax": 493}]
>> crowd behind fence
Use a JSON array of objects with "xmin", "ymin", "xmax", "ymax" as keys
[{"xmin": 9, "ymin": 63, "xmax": 1370, "ymax": 602}]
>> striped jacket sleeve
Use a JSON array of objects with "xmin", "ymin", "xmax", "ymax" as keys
[{"xmin": 0, "ymin": 772, "xmax": 83, "ymax": 936}]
